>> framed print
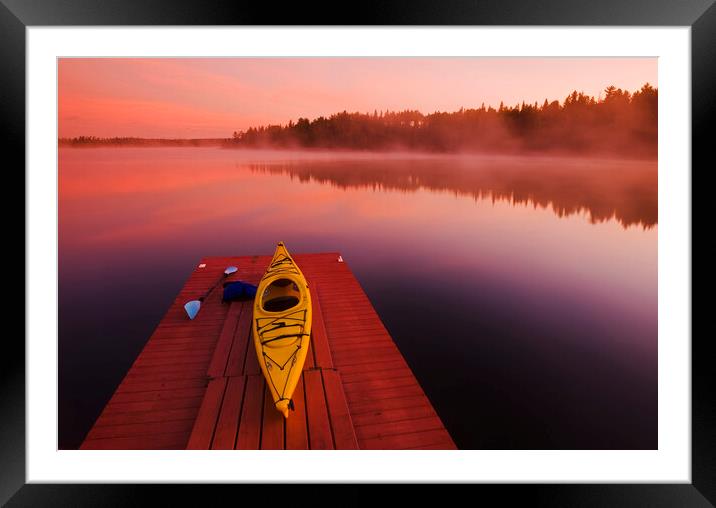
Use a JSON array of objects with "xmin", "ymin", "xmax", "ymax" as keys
[{"xmin": 4, "ymin": 0, "xmax": 713, "ymax": 505}]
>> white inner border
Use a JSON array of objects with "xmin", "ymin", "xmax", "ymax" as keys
[{"xmin": 27, "ymin": 27, "xmax": 691, "ymax": 483}]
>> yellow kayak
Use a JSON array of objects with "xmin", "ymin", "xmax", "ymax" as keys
[{"xmin": 252, "ymin": 242, "xmax": 312, "ymax": 418}]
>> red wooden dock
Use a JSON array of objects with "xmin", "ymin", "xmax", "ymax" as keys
[{"xmin": 80, "ymin": 252, "xmax": 455, "ymax": 450}]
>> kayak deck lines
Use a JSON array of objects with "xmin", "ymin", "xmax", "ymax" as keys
[{"xmin": 80, "ymin": 252, "xmax": 455, "ymax": 450}]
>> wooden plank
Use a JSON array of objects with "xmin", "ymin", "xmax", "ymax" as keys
[
  {"xmin": 342, "ymin": 376, "xmax": 418, "ymax": 394},
  {"xmin": 243, "ymin": 333, "xmax": 262, "ymax": 376},
  {"xmin": 206, "ymin": 302, "xmax": 243, "ymax": 377},
  {"xmin": 212, "ymin": 376, "xmax": 246, "ymax": 450},
  {"xmin": 303, "ymin": 369, "xmax": 333, "ymax": 450},
  {"xmin": 330, "ymin": 343, "xmax": 398, "ymax": 355},
  {"xmin": 324, "ymin": 316, "xmax": 387, "ymax": 329},
  {"xmin": 348, "ymin": 395, "xmax": 432, "ymax": 416},
  {"xmin": 116, "ymin": 378, "xmax": 208, "ymax": 394},
  {"xmin": 304, "ymin": 339, "xmax": 316, "ymax": 370},
  {"xmin": 128, "ymin": 364, "xmax": 210, "ymax": 376},
  {"xmin": 96, "ymin": 407, "xmax": 199, "ymax": 427},
  {"xmin": 359, "ymin": 429, "xmax": 454, "ymax": 450},
  {"xmin": 236, "ymin": 375, "xmax": 264, "ymax": 449},
  {"xmin": 413, "ymin": 440, "xmax": 458, "ymax": 450},
  {"xmin": 351, "ymin": 405, "xmax": 436, "ymax": 428},
  {"xmin": 261, "ymin": 383, "xmax": 285, "ymax": 450},
  {"xmin": 186, "ymin": 377, "xmax": 227, "ymax": 449},
  {"xmin": 322, "ymin": 369, "xmax": 359, "ymax": 449},
  {"xmin": 332, "ymin": 346, "xmax": 404, "ymax": 360},
  {"xmin": 285, "ymin": 376, "xmax": 308, "ymax": 450},
  {"xmin": 133, "ymin": 349, "xmax": 217, "ymax": 362},
  {"xmin": 141, "ymin": 335, "xmax": 218, "ymax": 345},
  {"xmin": 153, "ymin": 323, "xmax": 224, "ymax": 335},
  {"xmin": 81, "ymin": 432, "xmax": 189, "ymax": 450},
  {"xmin": 142, "ymin": 340, "xmax": 217, "ymax": 353},
  {"xmin": 309, "ymin": 284, "xmax": 333, "ymax": 368},
  {"xmin": 131, "ymin": 354, "xmax": 213, "ymax": 369},
  {"xmin": 86, "ymin": 419, "xmax": 195, "ymax": 440},
  {"xmin": 109, "ymin": 387, "xmax": 207, "ymax": 404},
  {"xmin": 354, "ymin": 416, "xmax": 445, "ymax": 440},
  {"xmin": 340, "ymin": 367, "xmax": 415, "ymax": 385},
  {"xmin": 135, "ymin": 348, "xmax": 216, "ymax": 360},
  {"xmin": 101, "ymin": 397, "xmax": 202, "ymax": 416},
  {"xmin": 319, "ymin": 303, "xmax": 376, "ymax": 314},
  {"xmin": 328, "ymin": 335, "xmax": 393, "ymax": 348},
  {"xmin": 345, "ymin": 385, "xmax": 425, "ymax": 403},
  {"xmin": 331, "ymin": 353, "xmax": 405, "ymax": 369},
  {"xmin": 326, "ymin": 324, "xmax": 389, "ymax": 336},
  {"xmin": 241, "ymin": 289, "xmax": 261, "ymax": 375},
  {"xmin": 224, "ymin": 301, "xmax": 253, "ymax": 376},
  {"xmin": 123, "ymin": 370, "xmax": 208, "ymax": 384},
  {"xmin": 156, "ymin": 313, "xmax": 226, "ymax": 323},
  {"xmin": 337, "ymin": 359, "xmax": 409, "ymax": 376}
]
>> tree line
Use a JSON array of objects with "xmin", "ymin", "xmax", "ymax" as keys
[
  {"xmin": 59, "ymin": 136, "xmax": 226, "ymax": 147},
  {"xmin": 230, "ymin": 84, "xmax": 657, "ymax": 157}
]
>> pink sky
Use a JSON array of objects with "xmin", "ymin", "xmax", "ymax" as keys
[{"xmin": 58, "ymin": 58, "xmax": 657, "ymax": 139}]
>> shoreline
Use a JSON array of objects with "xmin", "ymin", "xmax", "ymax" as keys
[{"xmin": 57, "ymin": 142, "xmax": 658, "ymax": 163}]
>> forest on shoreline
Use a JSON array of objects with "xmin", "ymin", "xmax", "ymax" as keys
[
  {"xmin": 58, "ymin": 137, "xmax": 226, "ymax": 147},
  {"xmin": 61, "ymin": 84, "xmax": 657, "ymax": 158}
]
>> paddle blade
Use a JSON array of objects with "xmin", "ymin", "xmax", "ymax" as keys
[
  {"xmin": 225, "ymin": 266, "xmax": 238, "ymax": 275},
  {"xmin": 184, "ymin": 300, "xmax": 201, "ymax": 320}
]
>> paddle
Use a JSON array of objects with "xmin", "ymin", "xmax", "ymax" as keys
[{"xmin": 184, "ymin": 266, "xmax": 238, "ymax": 319}]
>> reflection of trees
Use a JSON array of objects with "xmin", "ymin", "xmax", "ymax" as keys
[
  {"xmin": 230, "ymin": 84, "xmax": 658, "ymax": 158},
  {"xmin": 247, "ymin": 157, "xmax": 657, "ymax": 229}
]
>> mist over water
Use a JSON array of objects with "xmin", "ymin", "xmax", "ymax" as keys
[{"xmin": 59, "ymin": 147, "xmax": 657, "ymax": 449}]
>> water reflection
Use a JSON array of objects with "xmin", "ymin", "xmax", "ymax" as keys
[{"xmin": 246, "ymin": 156, "xmax": 657, "ymax": 229}]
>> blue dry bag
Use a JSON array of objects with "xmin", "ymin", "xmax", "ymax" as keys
[{"xmin": 222, "ymin": 281, "xmax": 258, "ymax": 302}]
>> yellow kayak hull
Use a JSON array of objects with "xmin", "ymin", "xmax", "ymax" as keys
[{"xmin": 252, "ymin": 242, "xmax": 312, "ymax": 418}]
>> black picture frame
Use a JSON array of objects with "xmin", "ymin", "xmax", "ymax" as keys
[{"xmin": 4, "ymin": 0, "xmax": 712, "ymax": 504}]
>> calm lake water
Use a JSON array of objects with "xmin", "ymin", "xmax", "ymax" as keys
[{"xmin": 59, "ymin": 147, "xmax": 657, "ymax": 450}]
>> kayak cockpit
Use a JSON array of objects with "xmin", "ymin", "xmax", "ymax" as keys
[{"xmin": 262, "ymin": 277, "xmax": 301, "ymax": 312}]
